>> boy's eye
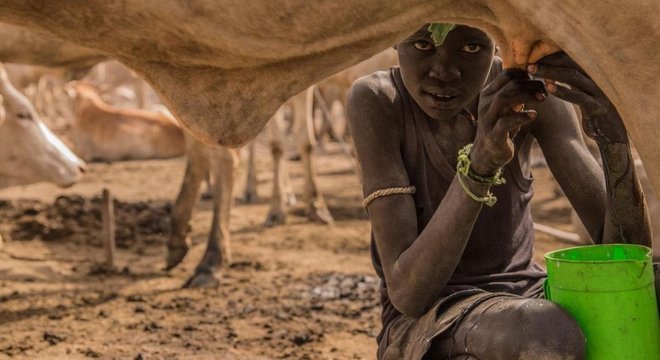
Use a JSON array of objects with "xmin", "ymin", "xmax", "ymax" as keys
[
  {"xmin": 413, "ymin": 41, "xmax": 435, "ymax": 51},
  {"xmin": 17, "ymin": 112, "xmax": 32, "ymax": 120},
  {"xmin": 461, "ymin": 44, "xmax": 482, "ymax": 53}
]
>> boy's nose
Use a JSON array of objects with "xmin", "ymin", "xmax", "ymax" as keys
[
  {"xmin": 429, "ymin": 51, "xmax": 460, "ymax": 81},
  {"xmin": 429, "ymin": 62, "xmax": 460, "ymax": 82}
]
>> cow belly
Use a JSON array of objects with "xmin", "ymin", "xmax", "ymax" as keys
[{"xmin": 73, "ymin": 122, "xmax": 184, "ymax": 162}]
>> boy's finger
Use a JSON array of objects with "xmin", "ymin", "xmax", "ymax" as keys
[
  {"xmin": 491, "ymin": 79, "xmax": 547, "ymax": 113},
  {"xmin": 483, "ymin": 68, "xmax": 530, "ymax": 95},
  {"xmin": 548, "ymin": 84, "xmax": 599, "ymax": 110},
  {"xmin": 492, "ymin": 112, "xmax": 536, "ymax": 141},
  {"xmin": 483, "ymin": 71, "xmax": 515, "ymax": 95},
  {"xmin": 532, "ymin": 65, "xmax": 594, "ymax": 95}
]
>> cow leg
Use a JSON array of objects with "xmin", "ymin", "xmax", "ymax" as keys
[
  {"xmin": 294, "ymin": 87, "xmax": 333, "ymax": 224},
  {"xmin": 264, "ymin": 108, "xmax": 289, "ymax": 226},
  {"xmin": 166, "ymin": 137, "xmax": 209, "ymax": 270},
  {"xmin": 184, "ymin": 146, "xmax": 238, "ymax": 288},
  {"xmin": 242, "ymin": 139, "xmax": 259, "ymax": 203},
  {"xmin": 330, "ymin": 99, "xmax": 348, "ymax": 141},
  {"xmin": 200, "ymin": 171, "xmax": 213, "ymax": 200},
  {"xmin": 313, "ymin": 107, "xmax": 329, "ymax": 150},
  {"xmin": 133, "ymin": 78, "xmax": 148, "ymax": 109},
  {"xmin": 281, "ymin": 150, "xmax": 297, "ymax": 207}
]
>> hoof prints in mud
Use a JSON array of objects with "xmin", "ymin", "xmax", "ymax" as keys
[{"xmin": 0, "ymin": 195, "xmax": 172, "ymax": 248}]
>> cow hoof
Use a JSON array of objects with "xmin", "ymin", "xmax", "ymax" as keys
[
  {"xmin": 200, "ymin": 190, "xmax": 214, "ymax": 201},
  {"xmin": 308, "ymin": 201, "xmax": 334, "ymax": 225},
  {"xmin": 182, "ymin": 271, "xmax": 220, "ymax": 288},
  {"xmin": 165, "ymin": 242, "xmax": 191, "ymax": 270},
  {"xmin": 264, "ymin": 211, "xmax": 286, "ymax": 227},
  {"xmin": 242, "ymin": 191, "xmax": 259, "ymax": 203}
]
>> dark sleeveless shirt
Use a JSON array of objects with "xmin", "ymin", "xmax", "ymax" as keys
[{"xmin": 372, "ymin": 66, "xmax": 546, "ymax": 350}]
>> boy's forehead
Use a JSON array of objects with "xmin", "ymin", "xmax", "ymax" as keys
[
  {"xmin": 404, "ymin": 24, "xmax": 490, "ymax": 41},
  {"xmin": 407, "ymin": 24, "xmax": 433, "ymax": 39}
]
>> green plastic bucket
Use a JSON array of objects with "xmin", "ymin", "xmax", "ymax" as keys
[{"xmin": 544, "ymin": 244, "xmax": 660, "ymax": 360}]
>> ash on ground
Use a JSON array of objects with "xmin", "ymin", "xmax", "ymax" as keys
[{"xmin": 0, "ymin": 195, "xmax": 172, "ymax": 248}]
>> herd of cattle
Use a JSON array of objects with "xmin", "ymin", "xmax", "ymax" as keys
[
  {"xmin": 2, "ymin": 50, "xmax": 659, "ymax": 289},
  {"xmin": 0, "ymin": 49, "xmax": 399, "ymax": 286}
]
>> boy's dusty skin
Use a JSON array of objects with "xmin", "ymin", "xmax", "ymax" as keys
[{"xmin": 347, "ymin": 24, "xmax": 654, "ymax": 359}]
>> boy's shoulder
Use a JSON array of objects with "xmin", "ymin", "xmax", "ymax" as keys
[
  {"xmin": 351, "ymin": 70, "xmax": 396, "ymax": 98},
  {"xmin": 346, "ymin": 68, "xmax": 405, "ymax": 147},
  {"xmin": 350, "ymin": 69, "xmax": 399, "ymax": 106}
]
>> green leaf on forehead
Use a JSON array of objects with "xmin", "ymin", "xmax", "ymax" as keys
[{"xmin": 428, "ymin": 23, "xmax": 456, "ymax": 46}]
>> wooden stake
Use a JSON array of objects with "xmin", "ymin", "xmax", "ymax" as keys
[
  {"xmin": 533, "ymin": 222, "xmax": 583, "ymax": 245},
  {"xmin": 101, "ymin": 188, "xmax": 116, "ymax": 269}
]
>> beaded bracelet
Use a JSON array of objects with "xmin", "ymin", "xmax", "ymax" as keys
[{"xmin": 456, "ymin": 144, "xmax": 505, "ymax": 207}]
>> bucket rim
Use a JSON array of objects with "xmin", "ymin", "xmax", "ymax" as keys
[{"xmin": 544, "ymin": 243, "xmax": 652, "ymax": 263}]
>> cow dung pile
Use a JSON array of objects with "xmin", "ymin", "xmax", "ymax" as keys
[{"xmin": 0, "ymin": 195, "xmax": 172, "ymax": 248}]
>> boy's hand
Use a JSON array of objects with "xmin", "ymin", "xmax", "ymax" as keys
[
  {"xmin": 528, "ymin": 53, "xmax": 628, "ymax": 144},
  {"xmin": 473, "ymin": 69, "xmax": 546, "ymax": 176}
]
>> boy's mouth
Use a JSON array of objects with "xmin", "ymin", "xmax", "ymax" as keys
[{"xmin": 422, "ymin": 90, "xmax": 460, "ymax": 108}]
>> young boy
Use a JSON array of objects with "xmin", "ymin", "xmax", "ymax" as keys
[{"xmin": 347, "ymin": 24, "xmax": 653, "ymax": 359}]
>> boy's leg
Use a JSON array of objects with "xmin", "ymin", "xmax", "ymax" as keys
[{"xmin": 424, "ymin": 297, "xmax": 585, "ymax": 360}]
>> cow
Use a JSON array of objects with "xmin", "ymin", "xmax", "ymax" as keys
[
  {"xmin": 244, "ymin": 50, "xmax": 399, "ymax": 226},
  {"xmin": 84, "ymin": 60, "xmax": 155, "ymax": 110},
  {"xmin": 0, "ymin": 22, "xmax": 103, "ymax": 70},
  {"xmin": 69, "ymin": 82, "xmax": 185, "ymax": 162},
  {"xmin": 4, "ymin": 63, "xmax": 77, "ymax": 129},
  {"xmin": 0, "ymin": 62, "xmax": 86, "ymax": 189},
  {"xmin": 0, "ymin": 0, "xmax": 656, "ymax": 202}
]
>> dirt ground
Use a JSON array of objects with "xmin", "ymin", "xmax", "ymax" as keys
[{"xmin": 0, "ymin": 142, "xmax": 577, "ymax": 359}]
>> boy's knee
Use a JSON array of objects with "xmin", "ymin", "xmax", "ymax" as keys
[{"xmin": 509, "ymin": 299, "xmax": 585, "ymax": 359}]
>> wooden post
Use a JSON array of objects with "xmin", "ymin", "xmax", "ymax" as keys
[
  {"xmin": 101, "ymin": 188, "xmax": 116, "ymax": 269},
  {"xmin": 533, "ymin": 222, "xmax": 583, "ymax": 245}
]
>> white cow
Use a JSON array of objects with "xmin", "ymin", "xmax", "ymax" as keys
[{"xmin": 0, "ymin": 63, "xmax": 85, "ymax": 189}]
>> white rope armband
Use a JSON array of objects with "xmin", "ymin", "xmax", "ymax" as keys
[{"xmin": 362, "ymin": 186, "xmax": 416, "ymax": 208}]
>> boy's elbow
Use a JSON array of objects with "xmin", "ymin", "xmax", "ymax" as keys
[{"xmin": 389, "ymin": 286, "xmax": 433, "ymax": 319}]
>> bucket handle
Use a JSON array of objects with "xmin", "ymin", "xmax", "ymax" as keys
[{"xmin": 543, "ymin": 279, "xmax": 551, "ymax": 300}]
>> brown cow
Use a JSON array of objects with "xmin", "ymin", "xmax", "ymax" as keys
[{"xmin": 69, "ymin": 82, "xmax": 185, "ymax": 162}]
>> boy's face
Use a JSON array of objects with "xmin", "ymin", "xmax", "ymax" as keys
[{"xmin": 397, "ymin": 25, "xmax": 495, "ymax": 120}]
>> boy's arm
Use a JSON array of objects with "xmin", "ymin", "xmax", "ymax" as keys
[{"xmin": 530, "ymin": 53, "xmax": 652, "ymax": 246}]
